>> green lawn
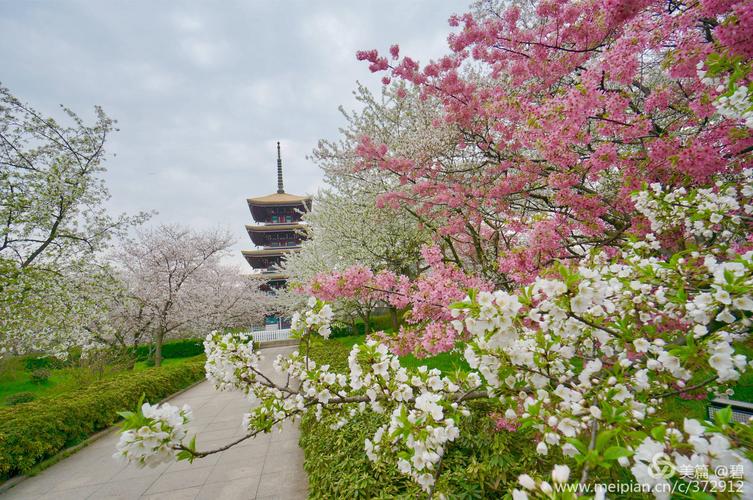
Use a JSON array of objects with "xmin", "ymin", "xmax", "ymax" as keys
[
  {"xmin": 133, "ymin": 357, "xmax": 196, "ymax": 371},
  {"xmin": 0, "ymin": 355, "xmax": 199, "ymax": 406}
]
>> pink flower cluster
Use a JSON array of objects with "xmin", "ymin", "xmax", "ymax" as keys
[
  {"xmin": 351, "ymin": 0, "xmax": 753, "ymax": 285},
  {"xmin": 491, "ymin": 413, "xmax": 520, "ymax": 432},
  {"xmin": 306, "ymin": 246, "xmax": 491, "ymax": 356}
]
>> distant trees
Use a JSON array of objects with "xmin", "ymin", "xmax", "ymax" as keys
[{"xmin": 113, "ymin": 225, "xmax": 270, "ymax": 366}]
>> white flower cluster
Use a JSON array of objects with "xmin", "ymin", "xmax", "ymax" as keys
[
  {"xmin": 632, "ymin": 175, "xmax": 753, "ymax": 241},
  {"xmin": 630, "ymin": 419, "xmax": 753, "ymax": 499},
  {"xmin": 241, "ymin": 395, "xmax": 299, "ymax": 433},
  {"xmin": 203, "ymin": 330, "xmax": 260, "ymax": 393},
  {"xmin": 454, "ymin": 180, "xmax": 753, "ymax": 478},
  {"xmin": 344, "ymin": 340, "xmax": 476, "ymax": 491},
  {"xmin": 364, "ymin": 393, "xmax": 461, "ymax": 492},
  {"xmin": 113, "ymin": 402, "xmax": 192, "ymax": 468},
  {"xmin": 514, "ymin": 465, "xmax": 573, "ymax": 500},
  {"xmin": 698, "ymin": 61, "xmax": 753, "ymax": 129},
  {"xmin": 458, "ymin": 246, "xmax": 753, "ymax": 456},
  {"xmin": 717, "ymin": 85, "xmax": 753, "ymax": 128},
  {"xmin": 291, "ymin": 297, "xmax": 335, "ymax": 338}
]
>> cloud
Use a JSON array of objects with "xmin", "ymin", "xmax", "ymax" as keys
[
  {"xmin": 172, "ymin": 12, "xmax": 203, "ymax": 33},
  {"xmin": 180, "ymin": 38, "xmax": 233, "ymax": 68},
  {"xmin": 300, "ymin": 11, "xmax": 365, "ymax": 64},
  {"xmin": 0, "ymin": 0, "xmax": 461, "ymax": 269}
]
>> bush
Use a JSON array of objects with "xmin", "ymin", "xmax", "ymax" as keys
[
  {"xmin": 300, "ymin": 339, "xmax": 551, "ymax": 498},
  {"xmin": 368, "ymin": 312, "xmax": 394, "ymax": 332},
  {"xmin": 29, "ymin": 369, "xmax": 51, "ymax": 384},
  {"xmin": 0, "ymin": 356, "xmax": 206, "ymax": 477},
  {"xmin": 329, "ymin": 312, "xmax": 395, "ymax": 339},
  {"xmin": 132, "ymin": 338, "xmax": 205, "ymax": 361},
  {"xmin": 23, "ymin": 357, "xmax": 64, "ymax": 372},
  {"xmin": 328, "ymin": 322, "xmax": 353, "ymax": 339},
  {"xmin": 5, "ymin": 392, "xmax": 36, "ymax": 406}
]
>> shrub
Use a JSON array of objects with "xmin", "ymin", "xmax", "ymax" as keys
[
  {"xmin": 368, "ymin": 313, "xmax": 394, "ymax": 332},
  {"xmin": 0, "ymin": 356, "xmax": 206, "ymax": 477},
  {"xmin": 23, "ymin": 357, "xmax": 64, "ymax": 372},
  {"xmin": 328, "ymin": 313, "xmax": 395, "ymax": 338},
  {"xmin": 29, "ymin": 368, "xmax": 51, "ymax": 385},
  {"xmin": 132, "ymin": 338, "xmax": 205, "ymax": 361},
  {"xmin": 5, "ymin": 392, "xmax": 36, "ymax": 406},
  {"xmin": 160, "ymin": 339, "xmax": 204, "ymax": 359},
  {"xmin": 328, "ymin": 322, "xmax": 353, "ymax": 339}
]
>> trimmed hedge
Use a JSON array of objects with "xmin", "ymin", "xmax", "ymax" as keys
[
  {"xmin": 132, "ymin": 338, "xmax": 205, "ymax": 361},
  {"xmin": 4, "ymin": 392, "xmax": 35, "ymax": 406},
  {"xmin": 299, "ymin": 340, "xmax": 553, "ymax": 498},
  {"xmin": 0, "ymin": 356, "xmax": 206, "ymax": 477}
]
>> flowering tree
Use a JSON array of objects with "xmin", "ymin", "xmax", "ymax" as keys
[
  {"xmin": 280, "ymin": 186, "xmax": 427, "ymax": 331},
  {"xmin": 112, "ymin": 224, "xmax": 270, "ymax": 366},
  {"xmin": 352, "ymin": 0, "xmax": 753, "ymax": 287},
  {"xmin": 283, "ymin": 187, "xmax": 427, "ymax": 284},
  {"xmin": 0, "ymin": 259, "xmax": 121, "ymax": 358},
  {"xmin": 282, "ymin": 97, "xmax": 433, "ymax": 329},
  {"xmin": 115, "ymin": 0, "xmax": 753, "ymax": 497},
  {"xmin": 312, "ymin": 83, "xmax": 490, "ymax": 282},
  {"xmin": 0, "ymin": 85, "xmax": 148, "ymax": 357}
]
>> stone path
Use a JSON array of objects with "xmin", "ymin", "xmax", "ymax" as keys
[{"xmin": 2, "ymin": 345, "xmax": 307, "ymax": 500}]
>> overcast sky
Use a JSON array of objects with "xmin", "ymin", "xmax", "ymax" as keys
[{"xmin": 0, "ymin": 0, "xmax": 461, "ymax": 269}]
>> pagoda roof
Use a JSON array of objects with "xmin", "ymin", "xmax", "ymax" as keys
[
  {"xmin": 245, "ymin": 223, "xmax": 305, "ymax": 233},
  {"xmin": 241, "ymin": 247, "xmax": 299, "ymax": 257},
  {"xmin": 246, "ymin": 192, "xmax": 312, "ymax": 206}
]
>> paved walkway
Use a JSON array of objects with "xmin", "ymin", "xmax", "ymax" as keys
[{"xmin": 2, "ymin": 345, "xmax": 307, "ymax": 500}]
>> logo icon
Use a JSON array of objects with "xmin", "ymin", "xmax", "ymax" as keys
[{"xmin": 647, "ymin": 452, "xmax": 675, "ymax": 479}]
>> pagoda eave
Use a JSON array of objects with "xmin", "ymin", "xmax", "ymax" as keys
[
  {"xmin": 246, "ymin": 193, "xmax": 312, "ymax": 207},
  {"xmin": 241, "ymin": 247, "xmax": 300, "ymax": 257},
  {"xmin": 245, "ymin": 224, "xmax": 304, "ymax": 233}
]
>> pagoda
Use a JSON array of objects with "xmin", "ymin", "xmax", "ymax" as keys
[{"xmin": 242, "ymin": 143, "xmax": 311, "ymax": 326}]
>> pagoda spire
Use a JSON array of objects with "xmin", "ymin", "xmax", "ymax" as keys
[{"xmin": 276, "ymin": 141, "xmax": 284, "ymax": 194}]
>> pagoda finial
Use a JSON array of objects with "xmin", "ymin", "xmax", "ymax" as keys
[{"xmin": 276, "ymin": 141, "xmax": 284, "ymax": 194}]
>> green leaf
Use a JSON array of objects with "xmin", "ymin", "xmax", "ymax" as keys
[
  {"xmin": 595, "ymin": 429, "xmax": 616, "ymax": 451},
  {"xmin": 714, "ymin": 406, "xmax": 733, "ymax": 426},
  {"xmin": 603, "ymin": 446, "xmax": 632, "ymax": 460},
  {"xmin": 724, "ymin": 269, "xmax": 736, "ymax": 284},
  {"xmin": 651, "ymin": 425, "xmax": 666, "ymax": 441}
]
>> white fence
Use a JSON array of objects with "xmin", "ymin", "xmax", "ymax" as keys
[{"xmin": 250, "ymin": 328, "xmax": 293, "ymax": 343}]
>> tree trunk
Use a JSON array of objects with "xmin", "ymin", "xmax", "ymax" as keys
[
  {"xmin": 364, "ymin": 310, "xmax": 371, "ymax": 335},
  {"xmin": 154, "ymin": 331, "xmax": 164, "ymax": 367},
  {"xmin": 389, "ymin": 306, "xmax": 399, "ymax": 332}
]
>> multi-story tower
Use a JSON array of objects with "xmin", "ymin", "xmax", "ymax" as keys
[{"xmin": 242, "ymin": 143, "xmax": 312, "ymax": 327}]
